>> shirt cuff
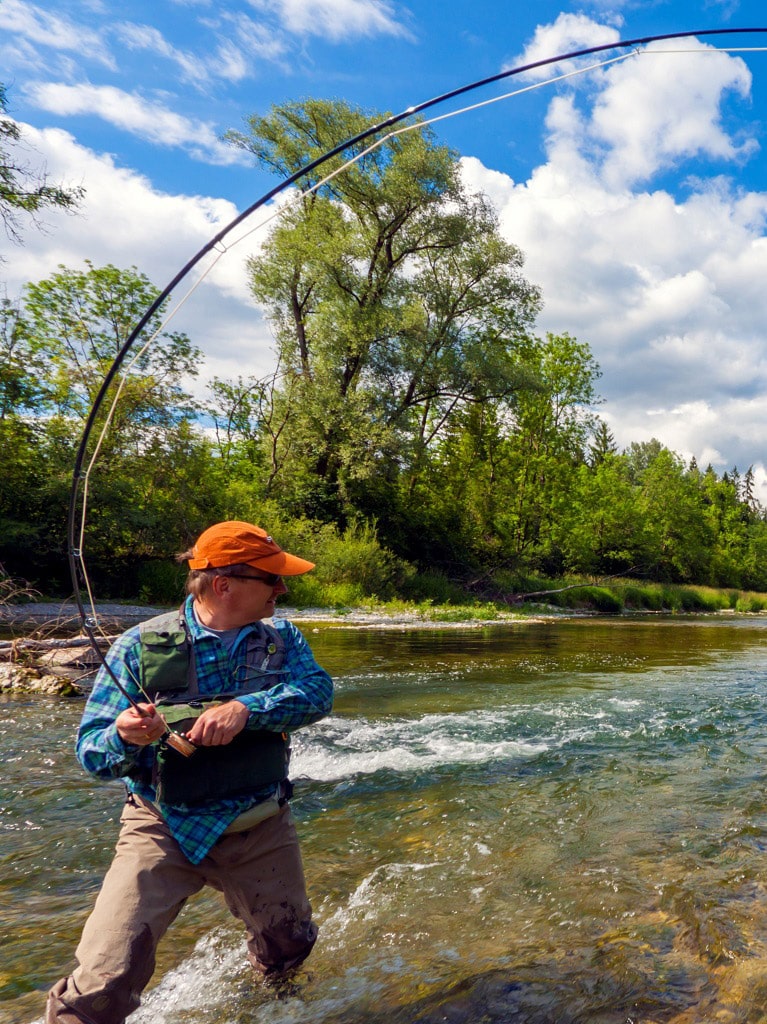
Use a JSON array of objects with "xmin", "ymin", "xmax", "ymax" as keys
[{"xmin": 103, "ymin": 721, "xmax": 139, "ymax": 764}]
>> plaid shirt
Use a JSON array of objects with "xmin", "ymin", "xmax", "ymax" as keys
[{"xmin": 76, "ymin": 597, "xmax": 333, "ymax": 864}]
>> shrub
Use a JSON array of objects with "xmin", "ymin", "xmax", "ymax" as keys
[
  {"xmin": 736, "ymin": 593, "xmax": 767, "ymax": 613},
  {"xmin": 582, "ymin": 586, "xmax": 623, "ymax": 614},
  {"xmin": 136, "ymin": 561, "xmax": 186, "ymax": 604}
]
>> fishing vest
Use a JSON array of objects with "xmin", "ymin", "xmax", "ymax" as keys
[{"xmin": 135, "ymin": 609, "xmax": 290, "ymax": 807}]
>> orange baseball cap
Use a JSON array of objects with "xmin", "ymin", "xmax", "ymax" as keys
[{"xmin": 188, "ymin": 520, "xmax": 315, "ymax": 575}]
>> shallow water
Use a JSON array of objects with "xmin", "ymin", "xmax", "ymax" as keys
[{"xmin": 4, "ymin": 616, "xmax": 767, "ymax": 1024}]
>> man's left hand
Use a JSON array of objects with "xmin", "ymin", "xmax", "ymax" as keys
[{"xmin": 186, "ymin": 700, "xmax": 249, "ymax": 746}]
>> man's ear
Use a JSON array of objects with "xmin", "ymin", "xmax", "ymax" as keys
[{"xmin": 211, "ymin": 573, "xmax": 231, "ymax": 596}]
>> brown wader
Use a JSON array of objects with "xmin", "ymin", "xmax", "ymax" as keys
[{"xmin": 46, "ymin": 796, "xmax": 317, "ymax": 1024}]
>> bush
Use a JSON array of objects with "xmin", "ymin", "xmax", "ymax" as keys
[
  {"xmin": 736, "ymin": 593, "xmax": 767, "ymax": 613},
  {"xmin": 581, "ymin": 586, "xmax": 623, "ymax": 614},
  {"xmin": 136, "ymin": 561, "xmax": 186, "ymax": 605}
]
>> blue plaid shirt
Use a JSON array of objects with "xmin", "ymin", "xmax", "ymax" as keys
[{"xmin": 76, "ymin": 597, "xmax": 333, "ymax": 864}]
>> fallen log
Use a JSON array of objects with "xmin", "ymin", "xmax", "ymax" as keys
[
  {"xmin": 0, "ymin": 634, "xmax": 116, "ymax": 671},
  {"xmin": 0, "ymin": 635, "xmax": 117, "ymax": 653}
]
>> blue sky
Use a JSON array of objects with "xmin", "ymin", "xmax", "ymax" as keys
[{"xmin": 3, "ymin": 0, "xmax": 767, "ymax": 496}]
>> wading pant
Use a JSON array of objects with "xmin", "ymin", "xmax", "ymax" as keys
[{"xmin": 46, "ymin": 796, "xmax": 317, "ymax": 1024}]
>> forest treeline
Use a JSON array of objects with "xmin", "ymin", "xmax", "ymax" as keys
[{"xmin": 2, "ymin": 98, "xmax": 766, "ymax": 605}]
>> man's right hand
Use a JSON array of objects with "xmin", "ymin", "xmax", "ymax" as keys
[{"xmin": 116, "ymin": 703, "xmax": 166, "ymax": 746}]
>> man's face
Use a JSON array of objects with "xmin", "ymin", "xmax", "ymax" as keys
[{"xmin": 224, "ymin": 570, "xmax": 289, "ymax": 624}]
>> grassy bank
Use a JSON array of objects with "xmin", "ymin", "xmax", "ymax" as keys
[{"xmin": 287, "ymin": 576, "xmax": 767, "ymax": 620}]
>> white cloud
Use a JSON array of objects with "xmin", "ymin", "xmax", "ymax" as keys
[
  {"xmin": 592, "ymin": 42, "xmax": 755, "ymax": 189},
  {"xmin": 222, "ymin": 12, "xmax": 290, "ymax": 64},
  {"xmin": 115, "ymin": 20, "xmax": 270, "ymax": 86},
  {"xmin": 249, "ymin": 0, "xmax": 412, "ymax": 41},
  {"xmin": 1, "ymin": 124, "xmax": 276, "ymax": 390},
  {"xmin": 0, "ymin": 0, "xmax": 115, "ymax": 68},
  {"xmin": 22, "ymin": 82, "xmax": 247, "ymax": 166},
  {"xmin": 459, "ymin": 32, "xmax": 767, "ymax": 486},
  {"xmin": 116, "ymin": 23, "xmax": 214, "ymax": 87}
]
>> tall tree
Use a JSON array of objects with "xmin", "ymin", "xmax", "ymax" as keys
[
  {"xmin": 226, "ymin": 99, "xmax": 541, "ymax": 521},
  {"xmin": 22, "ymin": 261, "xmax": 199, "ymax": 433}
]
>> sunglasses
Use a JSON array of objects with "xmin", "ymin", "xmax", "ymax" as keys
[{"xmin": 226, "ymin": 571, "xmax": 282, "ymax": 587}]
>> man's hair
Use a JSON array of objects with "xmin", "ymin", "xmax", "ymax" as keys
[{"xmin": 176, "ymin": 550, "xmax": 253, "ymax": 598}]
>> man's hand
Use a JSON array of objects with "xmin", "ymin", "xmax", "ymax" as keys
[
  {"xmin": 185, "ymin": 700, "xmax": 249, "ymax": 746},
  {"xmin": 116, "ymin": 703, "xmax": 166, "ymax": 746}
]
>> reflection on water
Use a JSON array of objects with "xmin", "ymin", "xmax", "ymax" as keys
[{"xmin": 3, "ymin": 616, "xmax": 767, "ymax": 1023}]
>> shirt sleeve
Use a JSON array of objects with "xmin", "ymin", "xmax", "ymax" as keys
[
  {"xmin": 236, "ymin": 621, "xmax": 333, "ymax": 731},
  {"xmin": 75, "ymin": 627, "xmax": 152, "ymax": 780}
]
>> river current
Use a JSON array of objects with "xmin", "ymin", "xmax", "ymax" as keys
[{"xmin": 3, "ymin": 615, "xmax": 767, "ymax": 1024}]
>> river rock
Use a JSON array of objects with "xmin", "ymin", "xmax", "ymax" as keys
[{"xmin": 0, "ymin": 663, "xmax": 83, "ymax": 696}]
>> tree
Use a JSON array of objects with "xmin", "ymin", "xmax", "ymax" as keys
[
  {"xmin": 555, "ymin": 455, "xmax": 644, "ymax": 576},
  {"xmin": 489, "ymin": 333, "xmax": 601, "ymax": 568},
  {"xmin": 0, "ymin": 84, "xmax": 83, "ymax": 251},
  {"xmin": 21, "ymin": 261, "xmax": 199, "ymax": 433},
  {"xmin": 0, "ymin": 262, "xmax": 220, "ymax": 591},
  {"xmin": 588, "ymin": 419, "xmax": 618, "ymax": 467},
  {"xmin": 226, "ymin": 98, "xmax": 541, "ymax": 522},
  {"xmin": 636, "ymin": 447, "xmax": 712, "ymax": 581}
]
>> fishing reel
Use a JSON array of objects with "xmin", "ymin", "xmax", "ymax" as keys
[{"xmin": 162, "ymin": 730, "xmax": 197, "ymax": 757}]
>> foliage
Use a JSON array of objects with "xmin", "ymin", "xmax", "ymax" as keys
[
  {"xmin": 0, "ymin": 262, "xmax": 223, "ymax": 592},
  {"xmin": 226, "ymin": 98, "xmax": 541, "ymax": 523}
]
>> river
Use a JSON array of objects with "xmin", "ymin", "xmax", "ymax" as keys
[{"xmin": 3, "ymin": 615, "xmax": 767, "ymax": 1024}]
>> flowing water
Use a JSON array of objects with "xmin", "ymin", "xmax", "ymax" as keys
[{"xmin": 4, "ymin": 615, "xmax": 767, "ymax": 1024}]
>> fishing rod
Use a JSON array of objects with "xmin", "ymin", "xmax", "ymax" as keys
[{"xmin": 67, "ymin": 25, "xmax": 767, "ymax": 668}]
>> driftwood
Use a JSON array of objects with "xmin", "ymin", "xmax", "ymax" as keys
[
  {"xmin": 0, "ymin": 635, "xmax": 116, "ymax": 653},
  {"xmin": 0, "ymin": 634, "xmax": 116, "ymax": 672}
]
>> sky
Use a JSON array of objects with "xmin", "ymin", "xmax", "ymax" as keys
[{"xmin": 3, "ymin": 0, "xmax": 767, "ymax": 496}]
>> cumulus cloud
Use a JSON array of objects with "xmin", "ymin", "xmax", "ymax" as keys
[
  {"xmin": 23, "ymin": 82, "xmax": 248, "ymax": 166},
  {"xmin": 1, "ymin": 123, "xmax": 276, "ymax": 391},
  {"xmin": 460, "ymin": 25, "xmax": 767, "ymax": 498},
  {"xmin": 592, "ymin": 42, "xmax": 755, "ymax": 189}
]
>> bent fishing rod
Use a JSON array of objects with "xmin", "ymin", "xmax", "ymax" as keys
[{"xmin": 67, "ymin": 25, "xmax": 767, "ymax": 716}]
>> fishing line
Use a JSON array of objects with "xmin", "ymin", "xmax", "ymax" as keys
[{"xmin": 67, "ymin": 26, "xmax": 767, "ymax": 659}]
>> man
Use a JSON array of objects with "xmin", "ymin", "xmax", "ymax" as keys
[{"xmin": 47, "ymin": 520, "xmax": 333, "ymax": 1024}]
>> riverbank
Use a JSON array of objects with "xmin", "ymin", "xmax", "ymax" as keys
[{"xmin": 0, "ymin": 599, "xmax": 537, "ymax": 631}]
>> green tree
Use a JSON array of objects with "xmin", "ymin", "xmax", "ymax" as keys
[
  {"xmin": 0, "ymin": 262, "xmax": 220, "ymax": 591},
  {"xmin": 0, "ymin": 84, "xmax": 83, "ymax": 252},
  {"xmin": 636, "ymin": 447, "xmax": 712, "ymax": 581},
  {"xmin": 491, "ymin": 333, "xmax": 601, "ymax": 569},
  {"xmin": 22, "ymin": 261, "xmax": 198, "ymax": 431},
  {"xmin": 0, "ymin": 294, "xmax": 48, "ymax": 417},
  {"xmin": 588, "ymin": 418, "xmax": 618, "ymax": 467},
  {"xmin": 226, "ymin": 98, "xmax": 541, "ymax": 522},
  {"xmin": 555, "ymin": 454, "xmax": 643, "ymax": 576}
]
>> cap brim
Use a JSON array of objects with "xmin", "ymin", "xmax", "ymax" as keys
[{"xmin": 248, "ymin": 551, "xmax": 315, "ymax": 576}]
